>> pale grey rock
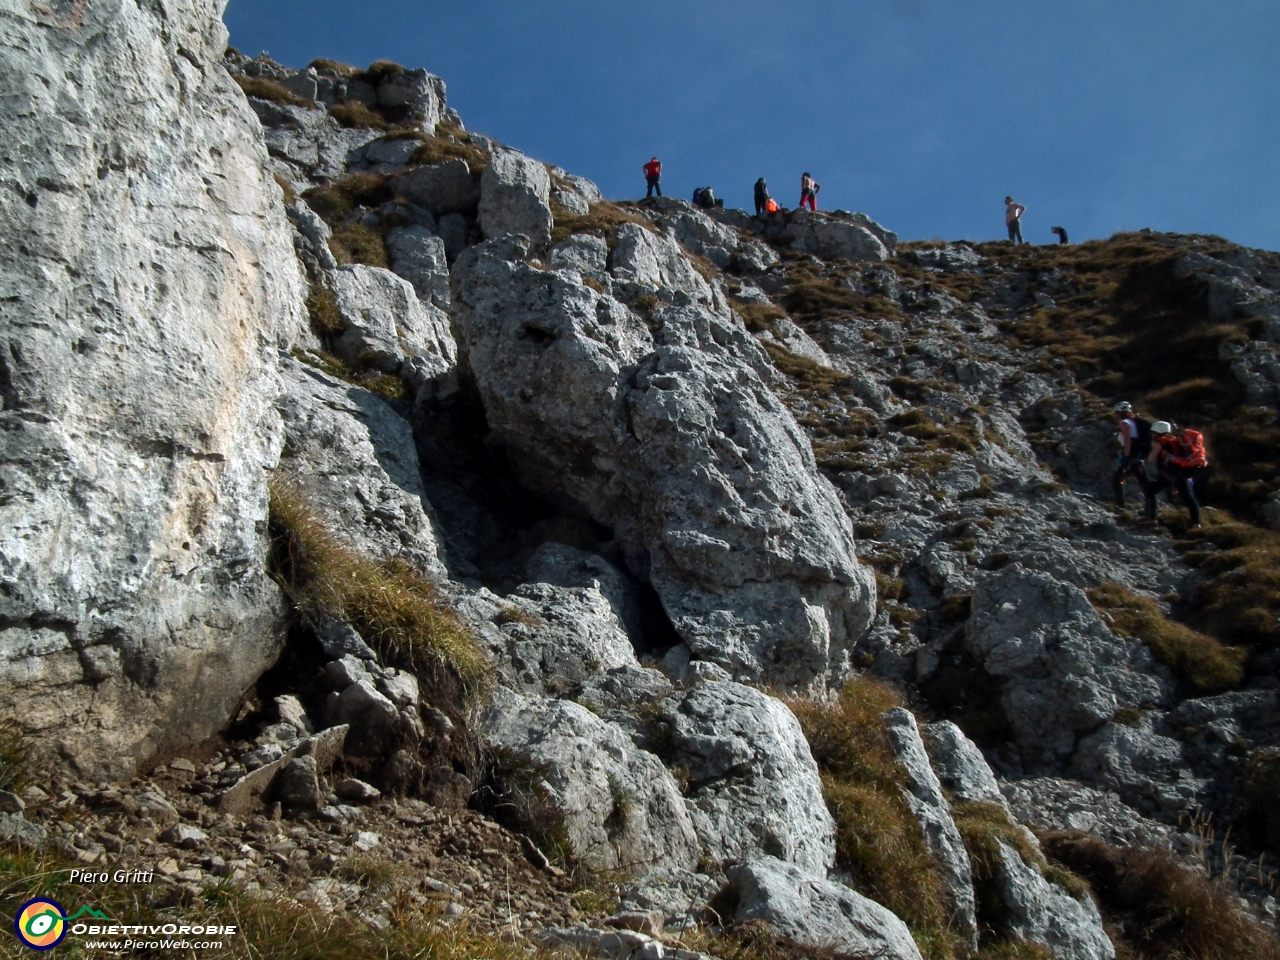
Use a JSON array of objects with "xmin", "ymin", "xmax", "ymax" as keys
[
  {"xmin": 522, "ymin": 542, "xmax": 643, "ymax": 640},
  {"xmin": 0, "ymin": 0, "xmax": 308, "ymax": 777},
  {"xmin": 479, "ymin": 148, "xmax": 553, "ymax": 245},
  {"xmin": 329, "ymin": 679, "xmax": 400, "ymax": 757},
  {"xmin": 452, "ymin": 239, "xmax": 876, "ymax": 688},
  {"xmin": 0, "ymin": 812, "xmax": 46, "ymax": 847},
  {"xmin": 276, "ymin": 695, "xmax": 314, "ymax": 735},
  {"xmin": 325, "ymin": 655, "xmax": 372, "ymax": 691},
  {"xmin": 1001, "ymin": 777, "xmax": 1174, "ymax": 849},
  {"xmin": 990, "ymin": 841, "xmax": 1114, "ymax": 960},
  {"xmin": 1070, "ymin": 719, "xmax": 1191, "ymax": 807},
  {"xmin": 964, "ymin": 565, "xmax": 1169, "ymax": 770},
  {"xmin": 336, "ymin": 778, "xmax": 382, "ymax": 802},
  {"xmin": 757, "ymin": 317, "xmax": 831, "ymax": 366},
  {"xmin": 274, "ymin": 756, "xmax": 323, "ymax": 810},
  {"xmin": 781, "ymin": 210, "xmax": 890, "ymax": 262},
  {"xmin": 665, "ymin": 682, "xmax": 835, "ymax": 874},
  {"xmin": 161, "ymin": 823, "xmax": 208, "ymax": 848},
  {"xmin": 479, "ymin": 686, "xmax": 700, "ymax": 872},
  {"xmin": 375, "ymin": 69, "xmax": 447, "ymax": 131},
  {"xmin": 726, "ymin": 857, "xmax": 924, "ymax": 960},
  {"xmin": 328, "ymin": 264, "xmax": 456, "ymax": 378},
  {"xmin": 882, "ymin": 709, "xmax": 976, "ymax": 949},
  {"xmin": 549, "ymin": 234, "xmax": 609, "ymax": 277},
  {"xmin": 0, "ymin": 790, "xmax": 24, "ymax": 814},
  {"xmin": 909, "ymin": 244, "xmax": 982, "ymax": 272},
  {"xmin": 610, "ymin": 223, "xmax": 712, "ymax": 300},
  {"xmin": 275, "ymin": 357, "xmax": 446, "ymax": 574},
  {"xmin": 376, "ymin": 668, "xmax": 420, "ymax": 707},
  {"xmin": 923, "ymin": 721, "xmax": 1007, "ymax": 808},
  {"xmin": 659, "ymin": 205, "xmax": 779, "ymax": 274},
  {"xmin": 291, "ymin": 198, "xmax": 339, "ymax": 269},
  {"xmin": 391, "ymin": 159, "xmax": 479, "ymax": 215},
  {"xmin": 316, "ymin": 620, "xmax": 378, "ymax": 662},
  {"xmin": 550, "ymin": 166, "xmax": 604, "ymax": 216},
  {"xmin": 386, "ymin": 226, "xmax": 451, "ymax": 310},
  {"xmin": 355, "ymin": 136, "xmax": 421, "ymax": 168}
]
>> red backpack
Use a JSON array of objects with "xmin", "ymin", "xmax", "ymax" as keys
[{"xmin": 1169, "ymin": 428, "xmax": 1207, "ymax": 469}]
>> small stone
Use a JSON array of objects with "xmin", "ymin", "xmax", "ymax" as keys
[
  {"xmin": 176, "ymin": 869, "xmax": 204, "ymax": 883},
  {"xmin": 445, "ymin": 902, "xmax": 464, "ymax": 916},
  {"xmin": 276, "ymin": 695, "xmax": 314, "ymax": 734},
  {"xmin": 273, "ymin": 757, "xmax": 322, "ymax": 810},
  {"xmin": 335, "ymin": 779, "xmax": 381, "ymax": 803},
  {"xmin": 352, "ymin": 830, "xmax": 381, "ymax": 852},
  {"xmin": 160, "ymin": 823, "xmax": 209, "ymax": 849},
  {"xmin": 0, "ymin": 790, "xmax": 25, "ymax": 814},
  {"xmin": 156, "ymin": 857, "xmax": 181, "ymax": 877},
  {"xmin": 605, "ymin": 911, "xmax": 665, "ymax": 938},
  {"xmin": 169, "ymin": 758, "xmax": 197, "ymax": 774}
]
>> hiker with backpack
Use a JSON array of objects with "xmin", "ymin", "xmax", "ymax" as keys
[
  {"xmin": 1051, "ymin": 226, "xmax": 1069, "ymax": 244},
  {"xmin": 1111, "ymin": 401, "xmax": 1153, "ymax": 509},
  {"xmin": 754, "ymin": 178, "xmax": 771, "ymax": 216},
  {"xmin": 1144, "ymin": 421, "xmax": 1208, "ymax": 526},
  {"xmin": 692, "ymin": 186, "xmax": 719, "ymax": 210},
  {"xmin": 643, "ymin": 157, "xmax": 662, "ymax": 198},
  {"xmin": 800, "ymin": 173, "xmax": 820, "ymax": 211}
]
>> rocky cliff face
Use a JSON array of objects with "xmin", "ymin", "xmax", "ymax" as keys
[
  {"xmin": 0, "ymin": 0, "xmax": 306, "ymax": 779},
  {"xmin": 3, "ymin": 11, "xmax": 1280, "ymax": 960}
]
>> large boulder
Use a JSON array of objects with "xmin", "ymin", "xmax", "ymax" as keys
[
  {"xmin": 724, "ymin": 857, "xmax": 924, "ymax": 960},
  {"xmin": 328, "ymin": 264, "xmax": 456, "ymax": 379},
  {"xmin": 375, "ymin": 68, "xmax": 447, "ymax": 131},
  {"xmin": 964, "ymin": 565, "xmax": 1169, "ymax": 770},
  {"xmin": 666, "ymin": 682, "xmax": 836, "ymax": 875},
  {"xmin": 479, "ymin": 148, "xmax": 552, "ymax": 245},
  {"xmin": 274, "ymin": 357, "xmax": 446, "ymax": 575},
  {"xmin": 0, "ymin": 0, "xmax": 308, "ymax": 776},
  {"xmin": 391, "ymin": 159, "xmax": 479, "ymax": 216},
  {"xmin": 386, "ymin": 225, "xmax": 451, "ymax": 310},
  {"xmin": 988, "ymin": 842, "xmax": 1115, "ymax": 960},
  {"xmin": 479, "ymin": 686, "xmax": 700, "ymax": 873},
  {"xmin": 780, "ymin": 210, "xmax": 892, "ymax": 262},
  {"xmin": 610, "ymin": 222, "xmax": 711, "ymax": 300},
  {"xmin": 451, "ymin": 238, "xmax": 876, "ymax": 688}
]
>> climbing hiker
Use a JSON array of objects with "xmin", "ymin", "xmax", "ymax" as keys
[
  {"xmin": 1051, "ymin": 225, "xmax": 1069, "ymax": 244},
  {"xmin": 1144, "ymin": 421, "xmax": 1208, "ymax": 526},
  {"xmin": 800, "ymin": 172, "xmax": 820, "ymax": 211},
  {"xmin": 754, "ymin": 178, "xmax": 771, "ymax": 216},
  {"xmin": 643, "ymin": 157, "xmax": 662, "ymax": 198},
  {"xmin": 1005, "ymin": 197, "xmax": 1026, "ymax": 243},
  {"xmin": 692, "ymin": 186, "xmax": 718, "ymax": 210},
  {"xmin": 1111, "ymin": 401, "xmax": 1152, "ymax": 509}
]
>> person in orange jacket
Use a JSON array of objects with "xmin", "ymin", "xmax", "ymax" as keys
[
  {"xmin": 1144, "ymin": 421, "xmax": 1207, "ymax": 526},
  {"xmin": 643, "ymin": 157, "xmax": 662, "ymax": 198}
]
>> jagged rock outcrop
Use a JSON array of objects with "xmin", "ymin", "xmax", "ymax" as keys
[
  {"xmin": 451, "ymin": 237, "xmax": 876, "ymax": 687},
  {"xmin": 479, "ymin": 148, "xmax": 552, "ymax": 245},
  {"xmin": 724, "ymin": 857, "xmax": 925, "ymax": 960},
  {"xmin": 0, "ymin": 0, "xmax": 306, "ymax": 777}
]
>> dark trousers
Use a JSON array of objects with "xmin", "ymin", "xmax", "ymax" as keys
[
  {"xmin": 1007, "ymin": 219, "xmax": 1023, "ymax": 243},
  {"xmin": 1112, "ymin": 456, "xmax": 1150, "ymax": 507},
  {"xmin": 755, "ymin": 200, "xmax": 767, "ymax": 216},
  {"xmin": 1145, "ymin": 465, "xmax": 1201, "ymax": 525},
  {"xmin": 645, "ymin": 175, "xmax": 661, "ymax": 198}
]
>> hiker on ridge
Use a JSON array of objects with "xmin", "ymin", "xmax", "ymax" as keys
[
  {"xmin": 1051, "ymin": 225, "xmax": 1069, "ymax": 244},
  {"xmin": 643, "ymin": 157, "xmax": 662, "ymax": 198},
  {"xmin": 1144, "ymin": 421, "xmax": 1207, "ymax": 527},
  {"xmin": 754, "ymin": 178, "xmax": 771, "ymax": 216},
  {"xmin": 1005, "ymin": 197, "xmax": 1025, "ymax": 243},
  {"xmin": 800, "ymin": 172, "xmax": 820, "ymax": 211},
  {"xmin": 1111, "ymin": 401, "xmax": 1152, "ymax": 509}
]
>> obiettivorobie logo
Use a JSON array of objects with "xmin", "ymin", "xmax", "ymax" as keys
[{"xmin": 14, "ymin": 898, "xmax": 111, "ymax": 951}]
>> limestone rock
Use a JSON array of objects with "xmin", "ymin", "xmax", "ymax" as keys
[
  {"xmin": 725, "ymin": 857, "xmax": 924, "ymax": 960},
  {"xmin": 0, "ymin": 812, "xmax": 46, "ymax": 847},
  {"xmin": 452, "ymin": 239, "xmax": 876, "ymax": 687},
  {"xmin": 990, "ymin": 841, "xmax": 1115, "ymax": 960},
  {"xmin": 549, "ymin": 166, "xmax": 604, "ymax": 216},
  {"xmin": 275, "ymin": 357, "xmax": 446, "ymax": 574},
  {"xmin": 781, "ymin": 210, "xmax": 891, "ymax": 262},
  {"xmin": 0, "ymin": 0, "xmax": 308, "ymax": 778},
  {"xmin": 923, "ymin": 721, "xmax": 1008, "ymax": 808},
  {"xmin": 882, "ymin": 709, "xmax": 976, "ymax": 949},
  {"xmin": 391, "ymin": 159, "xmax": 480, "ymax": 216},
  {"xmin": 328, "ymin": 264, "xmax": 456, "ymax": 378},
  {"xmin": 610, "ymin": 223, "xmax": 711, "ymax": 300},
  {"xmin": 479, "ymin": 148, "xmax": 552, "ymax": 244},
  {"xmin": 479, "ymin": 686, "xmax": 700, "ymax": 873},
  {"xmin": 666, "ymin": 682, "xmax": 835, "ymax": 875},
  {"xmin": 549, "ymin": 234, "xmax": 610, "ymax": 278},
  {"xmin": 386, "ymin": 226, "xmax": 451, "ymax": 310},
  {"xmin": 329, "ymin": 679, "xmax": 401, "ymax": 757},
  {"xmin": 964, "ymin": 565, "xmax": 1169, "ymax": 770}
]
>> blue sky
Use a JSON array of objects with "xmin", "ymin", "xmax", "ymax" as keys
[{"xmin": 226, "ymin": 1, "xmax": 1280, "ymax": 250}]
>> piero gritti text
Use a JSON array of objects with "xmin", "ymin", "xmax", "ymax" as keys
[{"xmin": 69, "ymin": 869, "xmax": 156, "ymax": 884}]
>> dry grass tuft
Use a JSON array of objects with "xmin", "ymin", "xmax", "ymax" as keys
[
  {"xmin": 272, "ymin": 172, "xmax": 296, "ymax": 206},
  {"xmin": 357, "ymin": 60, "xmax": 408, "ymax": 84},
  {"xmin": 232, "ymin": 75, "xmax": 314, "ymax": 108},
  {"xmin": 308, "ymin": 58, "xmax": 360, "ymax": 77},
  {"xmin": 267, "ymin": 475, "xmax": 489, "ymax": 690},
  {"xmin": 1088, "ymin": 582, "xmax": 1247, "ymax": 693},
  {"xmin": 302, "ymin": 173, "xmax": 393, "ymax": 224},
  {"xmin": 329, "ymin": 101, "xmax": 392, "ymax": 131},
  {"xmin": 734, "ymin": 301, "xmax": 788, "ymax": 333},
  {"xmin": 549, "ymin": 200, "xmax": 655, "ymax": 248},
  {"xmin": 1042, "ymin": 831, "xmax": 1280, "ymax": 960},
  {"xmin": 329, "ymin": 222, "xmax": 389, "ymax": 268},
  {"xmin": 0, "ymin": 718, "xmax": 30, "ymax": 793},
  {"xmin": 408, "ymin": 129, "xmax": 491, "ymax": 172},
  {"xmin": 305, "ymin": 285, "xmax": 343, "ymax": 339}
]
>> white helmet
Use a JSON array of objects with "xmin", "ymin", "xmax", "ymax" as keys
[
  {"xmin": 1112, "ymin": 401, "xmax": 1132, "ymax": 414},
  {"xmin": 1151, "ymin": 421, "xmax": 1173, "ymax": 435}
]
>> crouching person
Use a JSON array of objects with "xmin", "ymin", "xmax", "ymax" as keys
[{"xmin": 1145, "ymin": 420, "xmax": 1208, "ymax": 527}]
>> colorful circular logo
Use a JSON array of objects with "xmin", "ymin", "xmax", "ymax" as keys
[{"xmin": 14, "ymin": 898, "xmax": 67, "ymax": 951}]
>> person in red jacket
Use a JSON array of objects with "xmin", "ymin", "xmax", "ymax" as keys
[
  {"xmin": 643, "ymin": 157, "xmax": 662, "ymax": 198},
  {"xmin": 1144, "ymin": 421, "xmax": 1206, "ymax": 526}
]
